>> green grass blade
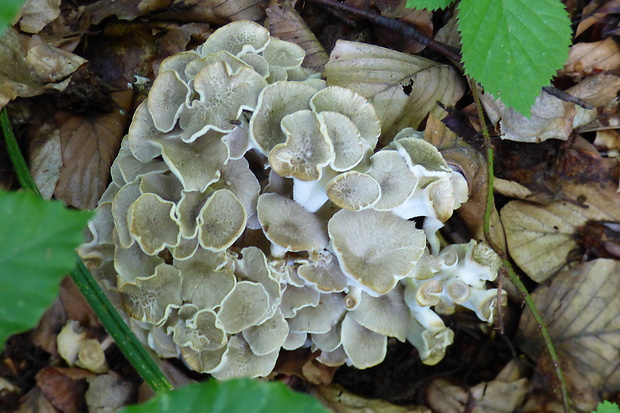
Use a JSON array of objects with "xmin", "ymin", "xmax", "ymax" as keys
[{"xmin": 1, "ymin": 107, "xmax": 173, "ymax": 392}]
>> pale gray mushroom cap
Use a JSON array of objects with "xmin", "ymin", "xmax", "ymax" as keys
[
  {"xmin": 262, "ymin": 37, "xmax": 305, "ymax": 70},
  {"xmin": 319, "ymin": 111, "xmax": 365, "ymax": 171},
  {"xmin": 242, "ymin": 309, "xmax": 289, "ymax": 356},
  {"xmin": 328, "ymin": 209, "xmax": 426, "ymax": 295},
  {"xmin": 113, "ymin": 236, "xmax": 164, "ymax": 287},
  {"xmin": 350, "ymin": 285, "xmax": 410, "ymax": 342},
  {"xmin": 157, "ymin": 51, "xmax": 200, "ymax": 84},
  {"xmin": 368, "ymin": 150, "xmax": 418, "ymax": 211},
  {"xmin": 127, "ymin": 193, "xmax": 180, "ymax": 255},
  {"xmin": 198, "ymin": 20, "xmax": 270, "ymax": 57},
  {"xmin": 185, "ymin": 50, "xmax": 250, "ymax": 80},
  {"xmin": 297, "ymin": 250, "xmax": 349, "ymax": 293},
  {"xmin": 112, "ymin": 138, "xmax": 168, "ymax": 187},
  {"xmin": 126, "ymin": 101, "xmax": 166, "ymax": 163},
  {"xmin": 326, "ymin": 171, "xmax": 381, "ymax": 211},
  {"xmin": 209, "ymin": 335, "xmax": 279, "ymax": 380},
  {"xmin": 287, "ymin": 293, "xmax": 346, "ymax": 334},
  {"xmin": 167, "ymin": 306, "xmax": 227, "ymax": 352},
  {"xmin": 217, "ymin": 281, "xmax": 270, "ymax": 334},
  {"xmin": 269, "ymin": 110, "xmax": 334, "ymax": 181},
  {"xmin": 249, "ymin": 81, "xmax": 316, "ymax": 155},
  {"xmin": 341, "ymin": 314, "xmax": 387, "ymax": 369},
  {"xmin": 310, "ymin": 86, "xmax": 381, "ymax": 150},
  {"xmin": 257, "ymin": 193, "xmax": 328, "ymax": 253},
  {"xmin": 147, "ymin": 70, "xmax": 189, "ymax": 133},
  {"xmin": 279, "ymin": 285, "xmax": 321, "ymax": 318},
  {"xmin": 197, "ymin": 189, "xmax": 247, "ymax": 252}
]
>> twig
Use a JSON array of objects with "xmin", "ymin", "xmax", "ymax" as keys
[
  {"xmin": 469, "ymin": 79, "xmax": 571, "ymax": 413},
  {"xmin": 543, "ymin": 85, "xmax": 594, "ymax": 110},
  {"xmin": 1, "ymin": 106, "xmax": 173, "ymax": 393}
]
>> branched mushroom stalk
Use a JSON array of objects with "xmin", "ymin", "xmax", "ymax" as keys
[{"xmin": 78, "ymin": 21, "xmax": 505, "ymax": 378}]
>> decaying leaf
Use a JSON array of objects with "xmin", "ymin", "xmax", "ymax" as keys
[
  {"xmin": 519, "ymin": 259, "xmax": 620, "ymax": 396},
  {"xmin": 323, "ymin": 40, "xmax": 465, "ymax": 142},
  {"xmin": 311, "ymin": 384, "xmax": 430, "ymax": 413},
  {"xmin": 18, "ymin": 0, "xmax": 61, "ymax": 34},
  {"xmin": 54, "ymin": 90, "xmax": 133, "ymax": 209},
  {"xmin": 563, "ymin": 37, "xmax": 620, "ymax": 79}
]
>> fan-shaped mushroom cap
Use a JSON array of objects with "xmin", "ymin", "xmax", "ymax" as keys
[
  {"xmin": 148, "ymin": 70, "xmax": 189, "ymax": 132},
  {"xmin": 211, "ymin": 157, "xmax": 260, "ymax": 219},
  {"xmin": 197, "ymin": 189, "xmax": 247, "ymax": 252},
  {"xmin": 120, "ymin": 263, "xmax": 182, "ymax": 325},
  {"xmin": 341, "ymin": 314, "xmax": 387, "ymax": 369},
  {"xmin": 217, "ymin": 281, "xmax": 270, "ymax": 334},
  {"xmin": 210, "ymin": 335, "xmax": 279, "ymax": 380},
  {"xmin": 279, "ymin": 285, "xmax": 321, "ymax": 318},
  {"xmin": 154, "ymin": 131, "xmax": 229, "ymax": 192},
  {"xmin": 235, "ymin": 247, "xmax": 281, "ymax": 319},
  {"xmin": 174, "ymin": 247, "xmax": 236, "ymax": 310},
  {"xmin": 170, "ymin": 236, "xmax": 199, "ymax": 260},
  {"xmin": 262, "ymin": 37, "xmax": 305, "ymax": 70},
  {"xmin": 128, "ymin": 193, "xmax": 180, "ymax": 255},
  {"xmin": 317, "ymin": 346, "xmax": 347, "ymax": 367},
  {"xmin": 257, "ymin": 193, "xmax": 328, "ymax": 253},
  {"xmin": 179, "ymin": 61, "xmax": 267, "ymax": 141},
  {"xmin": 326, "ymin": 171, "xmax": 381, "ymax": 211},
  {"xmin": 158, "ymin": 51, "xmax": 200, "ymax": 84},
  {"xmin": 221, "ymin": 125, "xmax": 251, "ymax": 160},
  {"xmin": 185, "ymin": 50, "xmax": 250, "ymax": 80},
  {"xmin": 249, "ymin": 81, "xmax": 317, "ymax": 154},
  {"xmin": 368, "ymin": 150, "xmax": 418, "ymax": 211},
  {"xmin": 127, "ymin": 101, "xmax": 167, "ymax": 163},
  {"xmin": 319, "ymin": 111, "xmax": 365, "ymax": 171},
  {"xmin": 168, "ymin": 307, "xmax": 227, "ymax": 351},
  {"xmin": 239, "ymin": 53, "xmax": 270, "ymax": 78},
  {"xmin": 176, "ymin": 189, "xmax": 212, "ymax": 239},
  {"xmin": 390, "ymin": 131, "xmax": 450, "ymax": 174},
  {"xmin": 287, "ymin": 293, "xmax": 345, "ymax": 334},
  {"xmin": 269, "ymin": 110, "xmax": 334, "ymax": 181},
  {"xmin": 445, "ymin": 280, "xmax": 470, "ymax": 304},
  {"xmin": 112, "ymin": 138, "xmax": 168, "ymax": 187},
  {"xmin": 198, "ymin": 20, "xmax": 270, "ymax": 57},
  {"xmin": 328, "ymin": 209, "xmax": 426, "ymax": 295},
  {"xmin": 242, "ymin": 309, "xmax": 289, "ymax": 356},
  {"xmin": 282, "ymin": 330, "xmax": 308, "ymax": 350},
  {"xmin": 311, "ymin": 323, "xmax": 342, "ymax": 352},
  {"xmin": 310, "ymin": 86, "xmax": 381, "ymax": 150},
  {"xmin": 350, "ymin": 285, "xmax": 410, "ymax": 341},
  {"xmin": 180, "ymin": 345, "xmax": 227, "ymax": 374},
  {"xmin": 139, "ymin": 172, "xmax": 183, "ymax": 204},
  {"xmin": 298, "ymin": 250, "xmax": 349, "ymax": 293},
  {"xmin": 114, "ymin": 237, "xmax": 164, "ymax": 286}
]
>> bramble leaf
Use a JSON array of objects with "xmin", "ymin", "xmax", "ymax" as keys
[
  {"xmin": 405, "ymin": 0, "xmax": 453, "ymax": 10},
  {"xmin": 118, "ymin": 378, "xmax": 330, "ymax": 413},
  {"xmin": 0, "ymin": 190, "xmax": 92, "ymax": 348},
  {"xmin": 458, "ymin": 0, "xmax": 571, "ymax": 116},
  {"xmin": 593, "ymin": 401, "xmax": 620, "ymax": 413},
  {"xmin": 0, "ymin": 0, "xmax": 25, "ymax": 35}
]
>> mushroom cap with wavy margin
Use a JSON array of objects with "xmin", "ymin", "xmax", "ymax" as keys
[
  {"xmin": 198, "ymin": 20, "xmax": 270, "ymax": 57},
  {"xmin": 242, "ymin": 309, "xmax": 289, "ymax": 356},
  {"xmin": 341, "ymin": 313, "xmax": 387, "ymax": 369},
  {"xmin": 368, "ymin": 149, "xmax": 418, "ymax": 211},
  {"xmin": 350, "ymin": 285, "xmax": 410, "ymax": 342},
  {"xmin": 128, "ymin": 193, "xmax": 180, "ymax": 255},
  {"xmin": 297, "ymin": 250, "xmax": 349, "ymax": 293},
  {"xmin": 217, "ymin": 281, "xmax": 270, "ymax": 334},
  {"xmin": 328, "ymin": 209, "xmax": 425, "ymax": 295},
  {"xmin": 326, "ymin": 171, "xmax": 381, "ymax": 211},
  {"xmin": 147, "ymin": 70, "xmax": 189, "ymax": 133},
  {"xmin": 197, "ymin": 189, "xmax": 247, "ymax": 252}
]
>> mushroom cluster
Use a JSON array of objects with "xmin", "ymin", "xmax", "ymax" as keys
[{"xmin": 79, "ymin": 21, "xmax": 503, "ymax": 379}]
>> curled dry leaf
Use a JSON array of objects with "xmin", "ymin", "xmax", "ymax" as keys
[
  {"xmin": 311, "ymin": 383, "xmax": 430, "ymax": 413},
  {"xmin": 53, "ymin": 90, "xmax": 133, "ymax": 209},
  {"xmin": 563, "ymin": 37, "xmax": 620, "ymax": 79},
  {"xmin": 266, "ymin": 1, "xmax": 329, "ymax": 70},
  {"xmin": 519, "ymin": 259, "xmax": 620, "ymax": 395},
  {"xmin": 18, "ymin": 0, "xmax": 62, "ymax": 34}
]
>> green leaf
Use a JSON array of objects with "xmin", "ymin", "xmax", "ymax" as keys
[
  {"xmin": 0, "ymin": 0, "xmax": 26, "ymax": 35},
  {"xmin": 593, "ymin": 401, "xmax": 620, "ymax": 413},
  {"xmin": 0, "ymin": 190, "xmax": 92, "ymax": 348},
  {"xmin": 458, "ymin": 0, "xmax": 571, "ymax": 116},
  {"xmin": 405, "ymin": 0, "xmax": 453, "ymax": 10},
  {"xmin": 118, "ymin": 379, "xmax": 330, "ymax": 413}
]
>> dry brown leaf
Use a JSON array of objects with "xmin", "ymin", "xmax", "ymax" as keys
[
  {"xmin": 519, "ymin": 259, "xmax": 620, "ymax": 397},
  {"xmin": 563, "ymin": 37, "xmax": 620, "ymax": 78},
  {"xmin": 266, "ymin": 1, "xmax": 329, "ymax": 70},
  {"xmin": 311, "ymin": 384, "xmax": 430, "ymax": 413},
  {"xmin": 14, "ymin": 387, "xmax": 59, "ymax": 413},
  {"xmin": 53, "ymin": 90, "xmax": 133, "ymax": 209},
  {"xmin": 567, "ymin": 73, "xmax": 620, "ymax": 109},
  {"xmin": 28, "ymin": 126, "xmax": 62, "ymax": 200},
  {"xmin": 139, "ymin": 0, "xmax": 268, "ymax": 26},
  {"xmin": 18, "ymin": 0, "xmax": 61, "ymax": 34},
  {"xmin": 35, "ymin": 367, "xmax": 91, "ymax": 413},
  {"xmin": 84, "ymin": 372, "xmax": 135, "ymax": 413},
  {"xmin": 31, "ymin": 298, "xmax": 67, "ymax": 356}
]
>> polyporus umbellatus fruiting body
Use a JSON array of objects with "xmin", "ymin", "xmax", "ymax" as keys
[{"xmin": 79, "ymin": 20, "xmax": 504, "ymax": 378}]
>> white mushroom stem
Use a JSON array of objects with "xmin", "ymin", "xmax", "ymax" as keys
[{"xmin": 344, "ymin": 285, "xmax": 363, "ymax": 310}]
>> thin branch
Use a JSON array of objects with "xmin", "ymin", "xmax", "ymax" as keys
[{"xmin": 469, "ymin": 79, "xmax": 571, "ymax": 413}]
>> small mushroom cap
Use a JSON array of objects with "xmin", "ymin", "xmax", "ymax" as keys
[
  {"xmin": 269, "ymin": 110, "xmax": 334, "ymax": 181},
  {"xmin": 282, "ymin": 330, "xmax": 308, "ymax": 351},
  {"xmin": 179, "ymin": 62, "xmax": 267, "ymax": 141},
  {"xmin": 341, "ymin": 314, "xmax": 387, "ymax": 369},
  {"xmin": 328, "ymin": 209, "xmax": 426, "ymax": 295},
  {"xmin": 350, "ymin": 285, "xmax": 410, "ymax": 341},
  {"xmin": 120, "ymin": 263, "xmax": 182, "ymax": 325},
  {"xmin": 211, "ymin": 157, "xmax": 260, "ymax": 219},
  {"xmin": 445, "ymin": 280, "xmax": 470, "ymax": 303},
  {"xmin": 298, "ymin": 250, "xmax": 349, "ymax": 293},
  {"xmin": 279, "ymin": 285, "xmax": 321, "ymax": 318},
  {"xmin": 126, "ymin": 101, "xmax": 167, "ymax": 163},
  {"xmin": 176, "ymin": 189, "xmax": 212, "ymax": 239},
  {"xmin": 154, "ymin": 131, "xmax": 229, "ymax": 192},
  {"xmin": 139, "ymin": 172, "xmax": 183, "ymax": 204},
  {"xmin": 198, "ymin": 20, "xmax": 270, "ymax": 56},
  {"xmin": 185, "ymin": 50, "xmax": 250, "ymax": 80},
  {"xmin": 180, "ymin": 345, "xmax": 227, "ymax": 374},
  {"xmin": 249, "ymin": 81, "xmax": 316, "ymax": 154},
  {"xmin": 210, "ymin": 335, "xmax": 279, "ymax": 380},
  {"xmin": 311, "ymin": 323, "xmax": 342, "ymax": 352},
  {"xmin": 197, "ymin": 189, "xmax": 247, "ymax": 252},
  {"xmin": 319, "ymin": 111, "xmax": 365, "ymax": 171},
  {"xmin": 113, "ymin": 236, "xmax": 164, "ymax": 286},
  {"xmin": 389, "ymin": 134, "xmax": 450, "ymax": 173},
  {"xmin": 235, "ymin": 247, "xmax": 281, "ymax": 319},
  {"xmin": 148, "ymin": 70, "xmax": 189, "ymax": 133},
  {"xmin": 368, "ymin": 150, "xmax": 418, "ymax": 210},
  {"xmin": 128, "ymin": 193, "xmax": 180, "ymax": 255},
  {"xmin": 158, "ymin": 51, "xmax": 200, "ymax": 84},
  {"xmin": 262, "ymin": 37, "xmax": 305, "ymax": 70},
  {"xmin": 310, "ymin": 86, "xmax": 381, "ymax": 150},
  {"xmin": 217, "ymin": 281, "xmax": 270, "ymax": 334},
  {"xmin": 168, "ymin": 308, "xmax": 227, "ymax": 351},
  {"xmin": 242, "ymin": 309, "xmax": 289, "ymax": 356},
  {"xmin": 170, "ymin": 236, "xmax": 199, "ymax": 260},
  {"xmin": 414, "ymin": 279, "xmax": 443, "ymax": 306},
  {"xmin": 326, "ymin": 171, "xmax": 381, "ymax": 211},
  {"xmin": 112, "ymin": 138, "xmax": 168, "ymax": 187},
  {"xmin": 174, "ymin": 247, "xmax": 236, "ymax": 310},
  {"xmin": 257, "ymin": 193, "xmax": 328, "ymax": 252},
  {"xmin": 287, "ymin": 293, "xmax": 346, "ymax": 334},
  {"xmin": 316, "ymin": 346, "xmax": 347, "ymax": 367}
]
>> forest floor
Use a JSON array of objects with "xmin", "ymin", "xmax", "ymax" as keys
[{"xmin": 0, "ymin": 0, "xmax": 619, "ymax": 412}]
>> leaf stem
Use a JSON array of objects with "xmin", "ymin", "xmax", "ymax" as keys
[
  {"xmin": 1, "ymin": 106, "xmax": 173, "ymax": 392},
  {"xmin": 469, "ymin": 79, "xmax": 571, "ymax": 413}
]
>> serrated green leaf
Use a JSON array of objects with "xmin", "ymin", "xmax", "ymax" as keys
[
  {"xmin": 458, "ymin": 0, "xmax": 571, "ymax": 116},
  {"xmin": 593, "ymin": 401, "xmax": 620, "ymax": 413},
  {"xmin": 405, "ymin": 0, "xmax": 453, "ymax": 11},
  {"xmin": 118, "ymin": 379, "xmax": 330, "ymax": 413},
  {"xmin": 0, "ymin": 190, "xmax": 92, "ymax": 348},
  {"xmin": 0, "ymin": 0, "xmax": 26, "ymax": 36}
]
